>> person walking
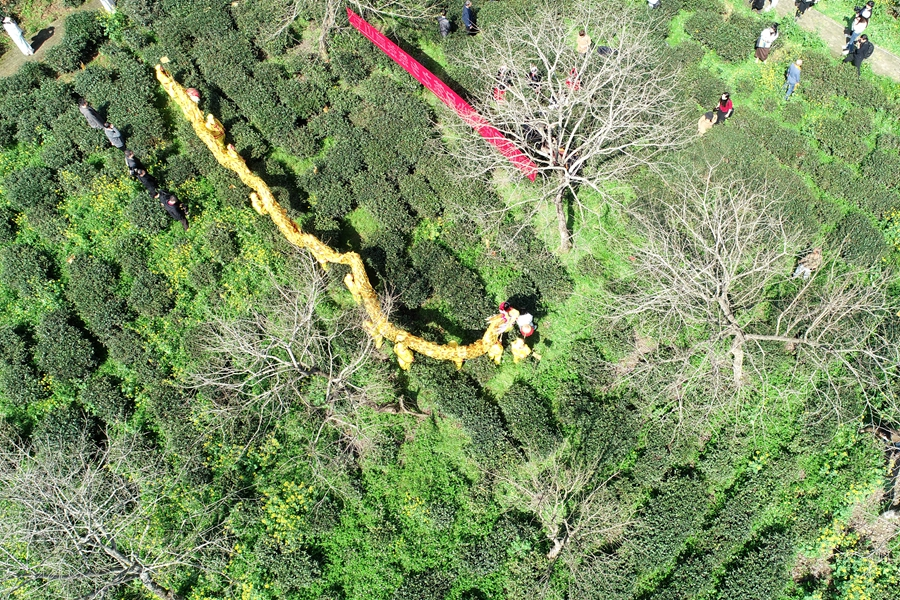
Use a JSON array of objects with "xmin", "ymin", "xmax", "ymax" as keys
[
  {"xmin": 764, "ymin": 0, "xmax": 779, "ymax": 12},
  {"xmin": 134, "ymin": 168, "xmax": 157, "ymax": 196},
  {"xmin": 792, "ymin": 247, "xmax": 822, "ymax": 279},
  {"xmin": 156, "ymin": 190, "xmax": 189, "ymax": 231},
  {"xmin": 843, "ymin": 34, "xmax": 874, "ymax": 76},
  {"xmin": 782, "ymin": 59, "xmax": 802, "ymax": 100},
  {"xmin": 576, "ymin": 29, "xmax": 592, "ymax": 54},
  {"xmin": 78, "ymin": 99, "xmax": 104, "ymax": 129},
  {"xmin": 462, "ymin": 1, "xmax": 476, "ymax": 35},
  {"xmin": 843, "ymin": 15, "xmax": 868, "ymax": 53},
  {"xmin": 714, "ymin": 92, "xmax": 733, "ymax": 125},
  {"xmin": 648, "ymin": 0, "xmax": 662, "ymax": 9},
  {"xmin": 795, "ymin": 0, "xmax": 818, "ymax": 19},
  {"xmin": 2, "ymin": 16, "xmax": 33, "ymax": 56},
  {"xmin": 751, "ymin": 0, "xmax": 766, "ymax": 12},
  {"xmin": 103, "ymin": 122, "xmax": 124, "ymax": 149},
  {"xmin": 124, "ymin": 149, "xmax": 141, "ymax": 176},
  {"xmin": 437, "ymin": 10, "xmax": 451, "ymax": 38},
  {"xmin": 755, "ymin": 24, "xmax": 779, "ymax": 63},
  {"xmin": 857, "ymin": 0, "xmax": 874, "ymax": 19}
]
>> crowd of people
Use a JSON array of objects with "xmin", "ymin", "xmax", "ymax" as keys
[{"xmin": 78, "ymin": 99, "xmax": 190, "ymax": 231}]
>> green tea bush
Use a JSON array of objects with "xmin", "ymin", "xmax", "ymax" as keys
[
  {"xmin": 126, "ymin": 191, "xmax": 170, "ymax": 235},
  {"xmin": 353, "ymin": 174, "xmax": 413, "ymax": 233},
  {"xmin": 3, "ymin": 166, "xmax": 60, "ymax": 211},
  {"xmin": 410, "ymin": 239, "xmax": 494, "ymax": 331},
  {"xmin": 812, "ymin": 118, "xmax": 859, "ymax": 162},
  {"xmin": 497, "ymin": 383, "xmax": 560, "ymax": 455},
  {"xmin": 203, "ymin": 222, "xmax": 240, "ymax": 265},
  {"xmin": 0, "ymin": 326, "xmax": 48, "ymax": 408},
  {"xmin": 34, "ymin": 309, "xmax": 97, "ymax": 385},
  {"xmin": 45, "ymin": 11, "xmax": 107, "ymax": 73},
  {"xmin": 411, "ymin": 359, "xmax": 517, "ymax": 464},
  {"xmin": 0, "ymin": 210, "xmax": 14, "ymax": 244},
  {"xmin": 876, "ymin": 132, "xmax": 900, "ymax": 152},
  {"xmin": 498, "ymin": 218, "xmax": 573, "ymax": 307},
  {"xmin": 31, "ymin": 404, "xmax": 100, "ymax": 447},
  {"xmin": 188, "ymin": 261, "xmax": 221, "ymax": 290},
  {"xmin": 712, "ymin": 527, "xmax": 793, "ymax": 599},
  {"xmin": 65, "ymin": 255, "xmax": 130, "ymax": 340},
  {"xmin": 80, "ymin": 373, "xmax": 133, "ymax": 422},
  {"xmin": 681, "ymin": 65, "xmax": 727, "ymax": 109},
  {"xmin": 26, "ymin": 203, "xmax": 68, "ymax": 244},
  {"xmin": 684, "ymin": 11, "xmax": 760, "ymax": 63},
  {"xmin": 668, "ymin": 40, "xmax": 706, "ymax": 70},
  {"xmin": 0, "ymin": 243, "xmax": 53, "ymax": 296},
  {"xmin": 399, "ymin": 172, "xmax": 440, "ymax": 219},
  {"xmin": 128, "ymin": 270, "xmax": 174, "ymax": 317},
  {"xmin": 781, "ymin": 101, "xmax": 805, "ymax": 126},
  {"xmin": 827, "ymin": 211, "xmax": 889, "ymax": 266},
  {"xmin": 861, "ymin": 148, "xmax": 900, "ymax": 189},
  {"xmin": 800, "ymin": 50, "xmax": 890, "ymax": 108}
]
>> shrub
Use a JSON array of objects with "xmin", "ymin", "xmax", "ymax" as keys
[
  {"xmin": 827, "ymin": 211, "xmax": 889, "ymax": 266},
  {"xmin": 399, "ymin": 172, "xmax": 440, "ymax": 219},
  {"xmin": 410, "ymin": 359, "xmax": 517, "ymax": 465},
  {"xmin": 203, "ymin": 222, "xmax": 239, "ymax": 265},
  {"xmin": 128, "ymin": 270, "xmax": 174, "ymax": 317},
  {"xmin": 31, "ymin": 404, "xmax": 101, "ymax": 447},
  {"xmin": 861, "ymin": 148, "xmax": 900, "ymax": 190},
  {"xmin": 126, "ymin": 191, "xmax": 170, "ymax": 235},
  {"xmin": 34, "ymin": 309, "xmax": 97, "ymax": 385},
  {"xmin": 0, "ymin": 210, "xmax": 14, "ymax": 244},
  {"xmin": 812, "ymin": 118, "xmax": 859, "ymax": 163},
  {"xmin": 0, "ymin": 243, "xmax": 53, "ymax": 296},
  {"xmin": 410, "ymin": 240, "xmax": 494, "ymax": 331},
  {"xmin": 3, "ymin": 166, "xmax": 60, "ymax": 211},
  {"xmin": 781, "ymin": 101, "xmax": 805, "ymax": 126},
  {"xmin": 80, "ymin": 373, "xmax": 133, "ymax": 422},
  {"xmin": 65, "ymin": 255, "xmax": 130, "ymax": 340},
  {"xmin": 497, "ymin": 383, "xmax": 560, "ymax": 455},
  {"xmin": 685, "ymin": 11, "xmax": 760, "ymax": 63},
  {"xmin": 0, "ymin": 326, "xmax": 48, "ymax": 408},
  {"xmin": 25, "ymin": 203, "xmax": 68, "ymax": 244},
  {"xmin": 498, "ymin": 218, "xmax": 573, "ymax": 307},
  {"xmin": 680, "ymin": 65, "xmax": 727, "ymax": 109},
  {"xmin": 45, "ymin": 11, "xmax": 107, "ymax": 73}
]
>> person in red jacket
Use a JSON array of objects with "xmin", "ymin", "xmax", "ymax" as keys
[{"xmin": 714, "ymin": 92, "xmax": 733, "ymax": 125}]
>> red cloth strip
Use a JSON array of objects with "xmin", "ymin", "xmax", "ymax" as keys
[{"xmin": 346, "ymin": 8, "xmax": 537, "ymax": 181}]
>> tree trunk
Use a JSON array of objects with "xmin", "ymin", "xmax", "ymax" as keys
[
  {"xmin": 547, "ymin": 536, "xmax": 566, "ymax": 560},
  {"xmin": 318, "ymin": 0, "xmax": 338, "ymax": 60},
  {"xmin": 553, "ymin": 188, "xmax": 571, "ymax": 252},
  {"xmin": 139, "ymin": 570, "xmax": 183, "ymax": 600}
]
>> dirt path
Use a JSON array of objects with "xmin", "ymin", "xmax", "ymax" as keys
[
  {"xmin": 771, "ymin": 1, "xmax": 900, "ymax": 81},
  {"xmin": 0, "ymin": 0, "xmax": 104, "ymax": 78}
]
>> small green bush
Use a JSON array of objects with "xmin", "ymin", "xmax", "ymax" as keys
[
  {"xmin": 681, "ymin": 65, "xmax": 727, "ymax": 110},
  {"xmin": 685, "ymin": 11, "xmax": 761, "ymax": 63},
  {"xmin": 497, "ymin": 383, "xmax": 560, "ymax": 455},
  {"xmin": 126, "ymin": 191, "xmax": 170, "ymax": 235},
  {"xmin": 3, "ymin": 166, "xmax": 60, "ymax": 210},
  {"xmin": 410, "ymin": 240, "xmax": 494, "ymax": 331},
  {"xmin": 827, "ymin": 211, "xmax": 889, "ymax": 266},
  {"xmin": 128, "ymin": 270, "xmax": 174, "ymax": 317},
  {"xmin": 0, "ymin": 326, "xmax": 48, "ymax": 408},
  {"xmin": 203, "ymin": 222, "xmax": 239, "ymax": 265},
  {"xmin": 66, "ymin": 255, "xmax": 130, "ymax": 340},
  {"xmin": 0, "ymin": 243, "xmax": 53, "ymax": 296},
  {"xmin": 45, "ymin": 11, "xmax": 107, "ymax": 73},
  {"xmin": 80, "ymin": 373, "xmax": 133, "ymax": 422},
  {"xmin": 861, "ymin": 148, "xmax": 900, "ymax": 189},
  {"xmin": 34, "ymin": 309, "xmax": 97, "ymax": 385},
  {"xmin": 812, "ymin": 118, "xmax": 859, "ymax": 163}
]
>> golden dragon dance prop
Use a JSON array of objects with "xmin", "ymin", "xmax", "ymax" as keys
[{"xmin": 155, "ymin": 65, "xmax": 531, "ymax": 369}]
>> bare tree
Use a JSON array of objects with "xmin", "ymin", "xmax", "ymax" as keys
[
  {"xmin": 602, "ymin": 164, "xmax": 900, "ymax": 430},
  {"xmin": 184, "ymin": 251, "xmax": 388, "ymax": 448},
  {"xmin": 261, "ymin": 0, "xmax": 440, "ymax": 59},
  {"xmin": 496, "ymin": 444, "xmax": 631, "ymax": 566},
  {"xmin": 449, "ymin": 0, "xmax": 686, "ymax": 251},
  {"xmin": 0, "ymin": 429, "xmax": 228, "ymax": 600}
]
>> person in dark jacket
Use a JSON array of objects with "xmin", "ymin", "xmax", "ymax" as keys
[
  {"xmin": 462, "ymin": 1, "xmax": 476, "ymax": 35},
  {"xmin": 103, "ymin": 122, "xmax": 124, "ymax": 149},
  {"xmin": 78, "ymin": 99, "xmax": 104, "ymax": 129},
  {"xmin": 156, "ymin": 190, "xmax": 189, "ymax": 231},
  {"xmin": 795, "ymin": 0, "xmax": 818, "ymax": 19},
  {"xmin": 134, "ymin": 168, "xmax": 158, "ymax": 196},
  {"xmin": 843, "ymin": 34, "xmax": 874, "ymax": 76},
  {"xmin": 124, "ymin": 149, "xmax": 141, "ymax": 176},
  {"xmin": 437, "ymin": 10, "xmax": 451, "ymax": 38}
]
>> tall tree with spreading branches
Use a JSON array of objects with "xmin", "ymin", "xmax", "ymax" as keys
[
  {"xmin": 0, "ymin": 428, "xmax": 229, "ymax": 600},
  {"xmin": 602, "ymin": 164, "xmax": 900, "ymax": 431},
  {"xmin": 450, "ymin": 0, "xmax": 687, "ymax": 250}
]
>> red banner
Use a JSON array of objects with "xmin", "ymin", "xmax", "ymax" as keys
[{"xmin": 346, "ymin": 8, "xmax": 537, "ymax": 182}]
